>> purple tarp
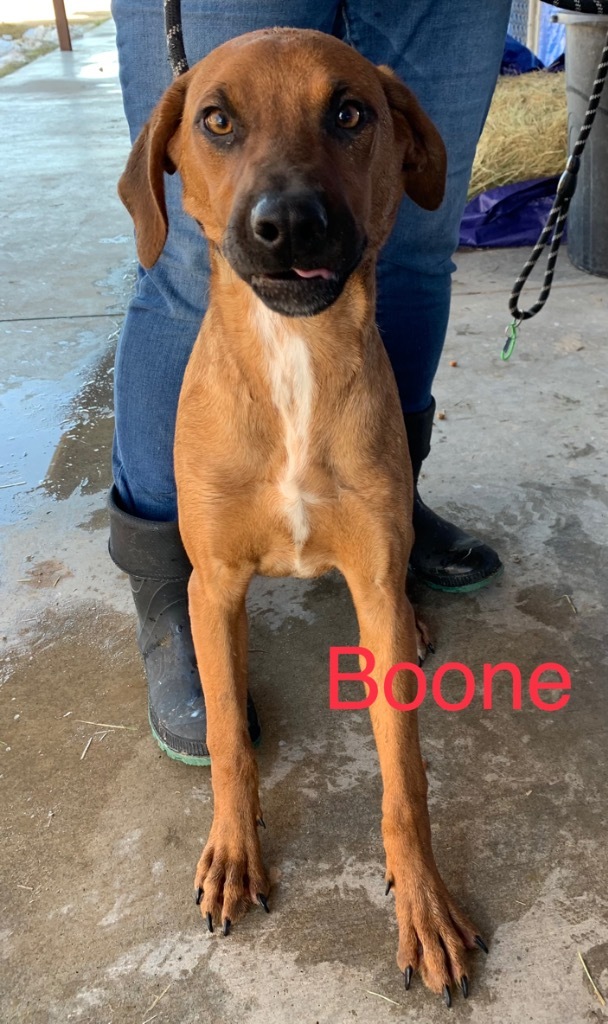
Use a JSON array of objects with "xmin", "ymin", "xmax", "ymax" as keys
[
  {"xmin": 459, "ymin": 32, "xmax": 564, "ymax": 249},
  {"xmin": 459, "ymin": 177, "xmax": 561, "ymax": 249}
]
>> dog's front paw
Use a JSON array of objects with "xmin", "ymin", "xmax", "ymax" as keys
[
  {"xmin": 194, "ymin": 817, "xmax": 270, "ymax": 935},
  {"xmin": 386, "ymin": 850, "xmax": 486, "ymax": 1004}
]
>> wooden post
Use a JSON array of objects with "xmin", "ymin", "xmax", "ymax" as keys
[{"xmin": 52, "ymin": 0, "xmax": 72, "ymax": 52}]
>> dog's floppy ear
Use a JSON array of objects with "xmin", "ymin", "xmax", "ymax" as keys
[
  {"xmin": 377, "ymin": 66, "xmax": 447, "ymax": 211},
  {"xmin": 118, "ymin": 73, "xmax": 190, "ymax": 268}
]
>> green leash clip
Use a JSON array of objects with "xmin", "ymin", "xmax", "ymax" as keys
[{"xmin": 501, "ymin": 319, "xmax": 521, "ymax": 361}]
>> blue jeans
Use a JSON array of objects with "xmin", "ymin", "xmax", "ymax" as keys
[{"xmin": 111, "ymin": 0, "xmax": 512, "ymax": 521}]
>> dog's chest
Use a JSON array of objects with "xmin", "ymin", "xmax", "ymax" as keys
[{"xmin": 254, "ymin": 304, "xmax": 319, "ymax": 554}]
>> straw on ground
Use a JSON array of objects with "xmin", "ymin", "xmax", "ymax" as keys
[
  {"xmin": 75, "ymin": 720, "xmax": 137, "ymax": 730},
  {"xmin": 578, "ymin": 950, "xmax": 606, "ymax": 1007}
]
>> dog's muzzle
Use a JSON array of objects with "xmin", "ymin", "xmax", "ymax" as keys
[{"xmin": 222, "ymin": 187, "xmax": 366, "ymax": 317}]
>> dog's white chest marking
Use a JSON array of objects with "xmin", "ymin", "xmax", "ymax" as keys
[{"xmin": 253, "ymin": 302, "xmax": 316, "ymax": 550}]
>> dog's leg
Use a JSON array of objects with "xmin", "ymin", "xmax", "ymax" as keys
[
  {"xmin": 188, "ymin": 563, "xmax": 269, "ymax": 932},
  {"xmin": 343, "ymin": 568, "xmax": 482, "ymax": 998}
]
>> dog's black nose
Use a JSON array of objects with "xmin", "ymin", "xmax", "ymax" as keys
[{"xmin": 250, "ymin": 192, "xmax": 328, "ymax": 250}]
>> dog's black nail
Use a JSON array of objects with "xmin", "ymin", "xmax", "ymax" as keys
[
  {"xmin": 461, "ymin": 976, "xmax": 469, "ymax": 999},
  {"xmin": 475, "ymin": 935, "xmax": 489, "ymax": 954},
  {"xmin": 206, "ymin": 912, "xmax": 213, "ymax": 933},
  {"xmin": 223, "ymin": 918, "xmax": 231, "ymax": 936},
  {"xmin": 257, "ymin": 817, "xmax": 266, "ymax": 829},
  {"xmin": 385, "ymin": 879, "xmax": 392, "ymax": 896},
  {"xmin": 257, "ymin": 893, "xmax": 270, "ymax": 913},
  {"xmin": 195, "ymin": 887, "xmax": 203, "ymax": 906},
  {"xmin": 443, "ymin": 984, "xmax": 451, "ymax": 1008},
  {"xmin": 404, "ymin": 966, "xmax": 413, "ymax": 990},
  {"xmin": 427, "ymin": 641, "xmax": 436, "ymax": 655},
  {"xmin": 418, "ymin": 656, "xmax": 424, "ymax": 668}
]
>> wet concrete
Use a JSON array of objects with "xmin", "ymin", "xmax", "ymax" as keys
[
  {"xmin": 0, "ymin": 19, "xmax": 132, "ymax": 522},
  {"xmin": 1, "ymin": 21, "xmax": 608, "ymax": 1024}
]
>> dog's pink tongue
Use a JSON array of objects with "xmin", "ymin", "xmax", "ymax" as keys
[{"xmin": 293, "ymin": 267, "xmax": 334, "ymax": 280}]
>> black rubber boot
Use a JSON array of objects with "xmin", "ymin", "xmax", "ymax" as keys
[
  {"xmin": 108, "ymin": 486, "xmax": 260, "ymax": 765},
  {"xmin": 404, "ymin": 400, "xmax": 503, "ymax": 593}
]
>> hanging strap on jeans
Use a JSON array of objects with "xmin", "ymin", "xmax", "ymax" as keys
[{"xmin": 164, "ymin": 0, "xmax": 189, "ymax": 77}]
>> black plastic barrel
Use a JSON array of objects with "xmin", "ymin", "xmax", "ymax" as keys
[{"xmin": 556, "ymin": 13, "xmax": 608, "ymax": 277}]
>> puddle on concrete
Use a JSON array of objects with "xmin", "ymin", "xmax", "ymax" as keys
[
  {"xmin": 0, "ymin": 326, "xmax": 117, "ymax": 524},
  {"xmin": 78, "ymin": 506, "xmax": 109, "ymax": 532},
  {"xmin": 14, "ymin": 49, "xmax": 121, "ymax": 93},
  {"xmin": 43, "ymin": 343, "xmax": 115, "ymax": 502},
  {"xmin": 76, "ymin": 49, "xmax": 119, "ymax": 80}
]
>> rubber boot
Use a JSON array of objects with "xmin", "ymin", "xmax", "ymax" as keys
[
  {"xmin": 107, "ymin": 486, "xmax": 260, "ymax": 765},
  {"xmin": 404, "ymin": 400, "xmax": 503, "ymax": 592}
]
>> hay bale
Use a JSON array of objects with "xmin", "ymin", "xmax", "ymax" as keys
[{"xmin": 469, "ymin": 71, "xmax": 567, "ymax": 199}]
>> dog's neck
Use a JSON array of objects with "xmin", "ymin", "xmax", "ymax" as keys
[
  {"xmin": 205, "ymin": 249, "xmax": 378, "ymax": 393},
  {"xmin": 198, "ymin": 249, "xmax": 384, "ymax": 555}
]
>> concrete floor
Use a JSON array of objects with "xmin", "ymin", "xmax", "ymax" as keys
[{"xmin": 1, "ymin": 21, "xmax": 607, "ymax": 1024}]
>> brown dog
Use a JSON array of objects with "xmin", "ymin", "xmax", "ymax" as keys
[{"xmin": 119, "ymin": 28, "xmax": 485, "ymax": 1003}]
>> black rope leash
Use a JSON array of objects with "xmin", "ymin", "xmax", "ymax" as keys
[
  {"xmin": 504, "ymin": 21, "xmax": 608, "ymax": 359},
  {"xmin": 542, "ymin": 0, "xmax": 608, "ymax": 13},
  {"xmin": 164, "ymin": 0, "xmax": 189, "ymax": 77}
]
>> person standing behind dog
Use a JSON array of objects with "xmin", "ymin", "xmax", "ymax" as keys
[{"xmin": 108, "ymin": 0, "xmax": 511, "ymax": 765}]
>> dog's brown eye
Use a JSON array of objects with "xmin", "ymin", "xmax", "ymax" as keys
[
  {"xmin": 336, "ymin": 102, "xmax": 362, "ymax": 130},
  {"xmin": 203, "ymin": 108, "xmax": 233, "ymax": 136}
]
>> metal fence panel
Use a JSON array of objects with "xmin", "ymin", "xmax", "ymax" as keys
[{"xmin": 509, "ymin": 0, "xmax": 531, "ymax": 43}]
